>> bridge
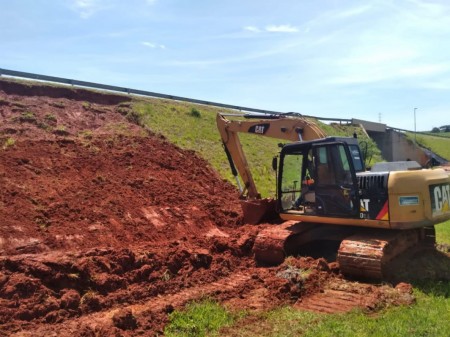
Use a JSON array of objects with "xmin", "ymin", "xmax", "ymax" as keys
[{"xmin": 352, "ymin": 119, "xmax": 448, "ymax": 167}]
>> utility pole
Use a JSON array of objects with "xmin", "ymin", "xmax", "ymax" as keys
[{"xmin": 414, "ymin": 107, "xmax": 417, "ymax": 144}]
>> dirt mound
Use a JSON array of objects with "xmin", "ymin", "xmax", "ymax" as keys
[
  {"xmin": 0, "ymin": 136, "xmax": 241, "ymax": 255},
  {"xmin": 0, "ymin": 79, "xmax": 249, "ymax": 334},
  {"xmin": 0, "ymin": 79, "xmax": 241, "ymax": 256}
]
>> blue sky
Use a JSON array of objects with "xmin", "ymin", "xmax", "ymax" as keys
[{"xmin": 1, "ymin": 0, "xmax": 449, "ymax": 131}]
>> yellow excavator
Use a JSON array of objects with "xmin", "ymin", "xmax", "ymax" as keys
[{"xmin": 217, "ymin": 113, "xmax": 450, "ymax": 279}]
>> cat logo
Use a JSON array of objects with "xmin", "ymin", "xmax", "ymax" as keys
[
  {"xmin": 255, "ymin": 125, "xmax": 265, "ymax": 134},
  {"xmin": 360, "ymin": 198, "xmax": 370, "ymax": 212},
  {"xmin": 359, "ymin": 198, "xmax": 370, "ymax": 219},
  {"xmin": 430, "ymin": 183, "xmax": 450, "ymax": 216},
  {"xmin": 248, "ymin": 123, "xmax": 270, "ymax": 135}
]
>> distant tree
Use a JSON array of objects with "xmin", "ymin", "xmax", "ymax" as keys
[{"xmin": 431, "ymin": 127, "xmax": 440, "ymax": 133}]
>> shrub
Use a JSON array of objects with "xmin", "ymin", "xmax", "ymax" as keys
[
  {"xmin": 189, "ymin": 108, "xmax": 201, "ymax": 118},
  {"xmin": 126, "ymin": 110, "xmax": 143, "ymax": 125},
  {"xmin": 45, "ymin": 113, "xmax": 57, "ymax": 122}
]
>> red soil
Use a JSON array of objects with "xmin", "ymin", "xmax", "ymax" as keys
[{"xmin": 0, "ymin": 79, "xmax": 443, "ymax": 336}]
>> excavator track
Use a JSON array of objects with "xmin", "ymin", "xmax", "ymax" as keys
[
  {"xmin": 253, "ymin": 221, "xmax": 308, "ymax": 265},
  {"xmin": 337, "ymin": 226, "xmax": 436, "ymax": 279},
  {"xmin": 254, "ymin": 221, "xmax": 437, "ymax": 280},
  {"xmin": 253, "ymin": 221, "xmax": 356, "ymax": 266}
]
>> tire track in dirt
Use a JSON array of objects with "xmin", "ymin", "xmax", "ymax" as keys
[
  {"xmin": 295, "ymin": 289, "xmax": 376, "ymax": 313},
  {"xmin": 294, "ymin": 279, "xmax": 416, "ymax": 314}
]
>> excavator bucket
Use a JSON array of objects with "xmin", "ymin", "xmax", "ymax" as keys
[{"xmin": 240, "ymin": 198, "xmax": 277, "ymax": 225}]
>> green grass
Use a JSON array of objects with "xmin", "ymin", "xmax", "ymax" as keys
[
  {"xmin": 219, "ymin": 309, "xmax": 320, "ymax": 337},
  {"xmin": 436, "ymin": 220, "xmax": 450, "ymax": 245},
  {"xmin": 302, "ymin": 294, "xmax": 449, "ymax": 337},
  {"xmin": 164, "ymin": 299, "xmax": 242, "ymax": 337},
  {"xmin": 406, "ymin": 132, "xmax": 450, "ymax": 161},
  {"xmin": 256, "ymin": 287, "xmax": 450, "ymax": 337},
  {"xmin": 131, "ymin": 99, "xmax": 381, "ymax": 197},
  {"xmin": 167, "ymin": 280, "xmax": 450, "ymax": 337},
  {"xmin": 133, "ymin": 99, "xmax": 292, "ymax": 196},
  {"xmin": 422, "ymin": 131, "xmax": 450, "ymax": 138},
  {"xmin": 165, "ymin": 283, "xmax": 450, "ymax": 337}
]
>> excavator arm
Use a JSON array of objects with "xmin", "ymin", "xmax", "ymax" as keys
[{"xmin": 216, "ymin": 113, "xmax": 326, "ymax": 200}]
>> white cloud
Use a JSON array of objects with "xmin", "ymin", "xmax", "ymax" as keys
[
  {"xmin": 141, "ymin": 41, "xmax": 166, "ymax": 49},
  {"xmin": 145, "ymin": 0, "xmax": 157, "ymax": 4},
  {"xmin": 244, "ymin": 26, "xmax": 261, "ymax": 33},
  {"xmin": 70, "ymin": 0, "xmax": 104, "ymax": 19},
  {"xmin": 142, "ymin": 42, "xmax": 155, "ymax": 48},
  {"xmin": 265, "ymin": 24, "xmax": 299, "ymax": 33},
  {"xmin": 243, "ymin": 24, "xmax": 299, "ymax": 34}
]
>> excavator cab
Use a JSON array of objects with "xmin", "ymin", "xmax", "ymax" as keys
[{"xmin": 278, "ymin": 137, "xmax": 364, "ymax": 218}]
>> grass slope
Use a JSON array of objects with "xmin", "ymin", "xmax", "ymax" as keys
[
  {"xmin": 132, "ymin": 99, "xmax": 281, "ymax": 196},
  {"xmin": 406, "ymin": 132, "xmax": 450, "ymax": 161},
  {"xmin": 132, "ymin": 98, "xmax": 381, "ymax": 197},
  {"xmin": 235, "ymin": 286, "xmax": 450, "ymax": 337},
  {"xmin": 421, "ymin": 132, "xmax": 450, "ymax": 138}
]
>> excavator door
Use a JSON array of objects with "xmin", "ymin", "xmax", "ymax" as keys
[
  {"xmin": 311, "ymin": 142, "xmax": 360, "ymax": 217},
  {"xmin": 279, "ymin": 139, "xmax": 360, "ymax": 218}
]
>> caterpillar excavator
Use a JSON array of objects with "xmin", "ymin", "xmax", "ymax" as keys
[{"xmin": 217, "ymin": 113, "xmax": 450, "ymax": 279}]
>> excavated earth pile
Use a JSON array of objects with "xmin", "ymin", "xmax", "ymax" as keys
[{"xmin": 0, "ymin": 79, "xmax": 447, "ymax": 336}]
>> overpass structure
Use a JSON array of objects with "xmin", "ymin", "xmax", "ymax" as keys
[{"xmin": 352, "ymin": 119, "xmax": 448, "ymax": 167}]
